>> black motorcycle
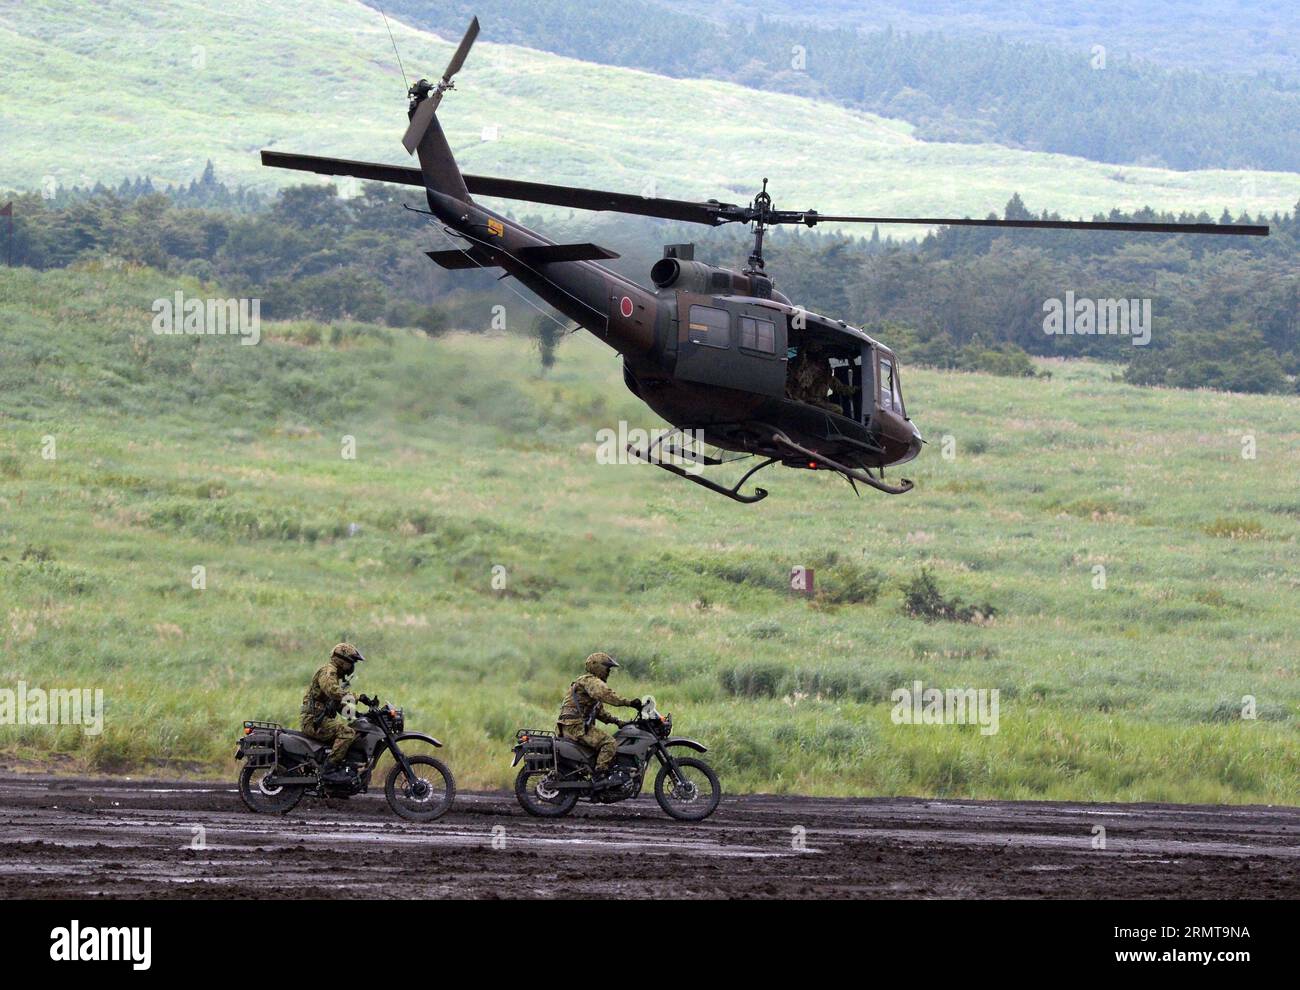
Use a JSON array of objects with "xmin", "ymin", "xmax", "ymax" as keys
[
  {"xmin": 511, "ymin": 697, "xmax": 721, "ymax": 821},
  {"xmin": 235, "ymin": 694, "xmax": 455, "ymax": 821}
]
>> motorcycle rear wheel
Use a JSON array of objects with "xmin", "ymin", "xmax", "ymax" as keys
[
  {"xmin": 238, "ymin": 765, "xmax": 305, "ymax": 815},
  {"xmin": 515, "ymin": 768, "xmax": 579, "ymax": 818},
  {"xmin": 385, "ymin": 755, "xmax": 456, "ymax": 822},
  {"xmin": 654, "ymin": 757, "xmax": 721, "ymax": 821}
]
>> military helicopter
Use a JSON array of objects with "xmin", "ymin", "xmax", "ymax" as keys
[{"xmin": 262, "ymin": 17, "xmax": 1268, "ymax": 504}]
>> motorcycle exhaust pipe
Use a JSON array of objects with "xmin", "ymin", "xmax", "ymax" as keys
[{"xmin": 264, "ymin": 775, "xmax": 317, "ymax": 788}]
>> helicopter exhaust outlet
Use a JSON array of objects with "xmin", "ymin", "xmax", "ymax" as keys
[{"xmin": 650, "ymin": 257, "xmax": 682, "ymax": 289}]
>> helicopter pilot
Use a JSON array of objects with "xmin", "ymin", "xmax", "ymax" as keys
[{"xmin": 789, "ymin": 340, "xmax": 853, "ymax": 413}]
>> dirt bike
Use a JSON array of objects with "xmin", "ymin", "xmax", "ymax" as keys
[
  {"xmin": 511, "ymin": 697, "xmax": 721, "ymax": 821},
  {"xmin": 235, "ymin": 694, "xmax": 455, "ymax": 822}
]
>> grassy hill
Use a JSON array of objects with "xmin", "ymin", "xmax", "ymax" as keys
[
  {"xmin": 1, "ymin": 0, "xmax": 1297, "ymax": 237},
  {"xmin": 1, "ymin": 263, "xmax": 1296, "ymax": 801}
]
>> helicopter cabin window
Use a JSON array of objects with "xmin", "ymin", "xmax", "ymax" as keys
[
  {"xmin": 738, "ymin": 316, "xmax": 776, "ymax": 355},
  {"xmin": 879, "ymin": 357, "xmax": 904, "ymax": 416},
  {"xmin": 688, "ymin": 305, "xmax": 730, "ymax": 349}
]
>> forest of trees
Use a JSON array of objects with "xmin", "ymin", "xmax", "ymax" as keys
[
  {"xmin": 4, "ymin": 172, "xmax": 1297, "ymax": 395},
  {"xmin": 372, "ymin": 0, "xmax": 1300, "ymax": 171},
  {"xmin": 670, "ymin": 0, "xmax": 1299, "ymax": 80}
]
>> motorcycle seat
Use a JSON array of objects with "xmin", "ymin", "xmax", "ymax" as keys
[
  {"xmin": 554, "ymin": 738, "xmax": 595, "ymax": 763},
  {"xmin": 277, "ymin": 730, "xmax": 328, "ymax": 760}
]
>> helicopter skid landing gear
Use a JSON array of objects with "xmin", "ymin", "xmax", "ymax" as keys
[
  {"xmin": 625, "ymin": 442, "xmax": 776, "ymax": 504},
  {"xmin": 769, "ymin": 430, "xmax": 914, "ymax": 496}
]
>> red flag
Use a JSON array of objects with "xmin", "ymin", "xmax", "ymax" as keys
[{"xmin": 0, "ymin": 202, "xmax": 11, "ymax": 217}]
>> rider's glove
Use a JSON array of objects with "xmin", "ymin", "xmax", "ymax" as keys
[{"xmin": 632, "ymin": 699, "xmax": 644, "ymax": 710}]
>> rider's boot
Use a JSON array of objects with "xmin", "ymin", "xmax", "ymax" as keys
[
  {"xmin": 593, "ymin": 767, "xmax": 629, "ymax": 788},
  {"xmin": 321, "ymin": 760, "xmax": 355, "ymax": 784}
]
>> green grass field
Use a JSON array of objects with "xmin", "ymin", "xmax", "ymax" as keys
[
  {"xmin": 2, "ymin": 0, "xmax": 1298, "ymax": 234},
  {"xmin": 0, "ymin": 263, "xmax": 1297, "ymax": 801}
]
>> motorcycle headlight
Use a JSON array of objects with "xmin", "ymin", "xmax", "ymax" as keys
[{"xmin": 388, "ymin": 707, "xmax": 404, "ymax": 733}]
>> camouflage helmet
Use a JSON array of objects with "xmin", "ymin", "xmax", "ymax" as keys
[
  {"xmin": 331, "ymin": 643, "xmax": 366, "ymax": 668},
  {"xmin": 585, "ymin": 652, "xmax": 619, "ymax": 679}
]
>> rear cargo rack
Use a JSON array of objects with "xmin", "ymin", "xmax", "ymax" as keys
[
  {"xmin": 516, "ymin": 729, "xmax": 557, "ymax": 772},
  {"xmin": 240, "ymin": 720, "xmax": 283, "ymax": 768}
]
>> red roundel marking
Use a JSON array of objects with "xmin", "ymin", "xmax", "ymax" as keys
[{"xmin": 619, "ymin": 296, "xmax": 634, "ymax": 319}]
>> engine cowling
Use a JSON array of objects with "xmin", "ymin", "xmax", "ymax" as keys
[
  {"xmin": 650, "ymin": 257, "xmax": 721, "ymax": 292},
  {"xmin": 650, "ymin": 258, "xmax": 789, "ymax": 303}
]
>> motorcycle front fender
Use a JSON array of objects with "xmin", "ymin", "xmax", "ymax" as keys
[
  {"xmin": 392, "ymin": 731, "xmax": 443, "ymax": 749},
  {"xmin": 662, "ymin": 737, "xmax": 707, "ymax": 754}
]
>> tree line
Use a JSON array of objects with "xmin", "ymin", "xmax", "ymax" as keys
[{"xmin": 3, "ymin": 173, "xmax": 1296, "ymax": 394}]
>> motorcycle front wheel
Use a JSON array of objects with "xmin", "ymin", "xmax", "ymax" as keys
[
  {"xmin": 385, "ymin": 755, "xmax": 456, "ymax": 822},
  {"xmin": 514, "ymin": 768, "xmax": 579, "ymax": 818},
  {"xmin": 238, "ymin": 764, "xmax": 305, "ymax": 815},
  {"xmin": 654, "ymin": 757, "xmax": 721, "ymax": 821}
]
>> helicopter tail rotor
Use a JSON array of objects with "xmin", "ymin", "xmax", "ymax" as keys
[
  {"xmin": 402, "ymin": 16, "xmax": 480, "ymax": 154},
  {"xmin": 395, "ymin": 17, "xmax": 480, "ymax": 204}
]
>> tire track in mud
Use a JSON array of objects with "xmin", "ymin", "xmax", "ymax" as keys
[{"xmin": 0, "ymin": 776, "xmax": 1295, "ymax": 899}]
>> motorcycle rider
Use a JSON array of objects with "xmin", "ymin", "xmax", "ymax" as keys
[
  {"xmin": 557, "ymin": 652, "xmax": 641, "ymax": 785},
  {"xmin": 300, "ymin": 643, "xmax": 366, "ymax": 783}
]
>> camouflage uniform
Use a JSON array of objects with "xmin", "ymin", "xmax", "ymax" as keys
[
  {"xmin": 299, "ymin": 647, "xmax": 360, "ymax": 763},
  {"xmin": 791, "ymin": 347, "xmax": 851, "ymax": 412},
  {"xmin": 557, "ymin": 653, "xmax": 638, "ymax": 771}
]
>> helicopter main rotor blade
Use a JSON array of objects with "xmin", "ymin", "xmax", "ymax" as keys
[
  {"xmin": 786, "ymin": 212, "xmax": 1270, "ymax": 236},
  {"xmin": 259, "ymin": 150, "xmax": 733, "ymax": 224},
  {"xmin": 403, "ymin": 17, "xmax": 481, "ymax": 154},
  {"xmin": 259, "ymin": 151, "xmax": 1270, "ymax": 238},
  {"xmin": 261, "ymin": 150, "xmax": 424, "ymax": 186},
  {"xmin": 462, "ymin": 174, "xmax": 738, "ymax": 225},
  {"xmin": 259, "ymin": 150, "xmax": 736, "ymax": 222}
]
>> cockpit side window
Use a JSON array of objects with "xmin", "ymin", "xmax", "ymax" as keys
[{"xmin": 688, "ymin": 305, "xmax": 731, "ymax": 349}]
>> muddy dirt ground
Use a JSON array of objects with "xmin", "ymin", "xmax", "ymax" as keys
[{"xmin": 0, "ymin": 775, "xmax": 1295, "ymax": 899}]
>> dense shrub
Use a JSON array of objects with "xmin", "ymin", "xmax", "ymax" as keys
[{"xmin": 901, "ymin": 568, "xmax": 997, "ymax": 623}]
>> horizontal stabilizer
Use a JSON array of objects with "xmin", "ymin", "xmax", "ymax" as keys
[
  {"xmin": 425, "ymin": 249, "xmax": 499, "ymax": 270},
  {"xmin": 516, "ymin": 243, "xmax": 620, "ymax": 264}
]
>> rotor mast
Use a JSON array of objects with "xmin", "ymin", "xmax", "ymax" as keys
[{"xmin": 745, "ymin": 178, "xmax": 773, "ymax": 275}]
